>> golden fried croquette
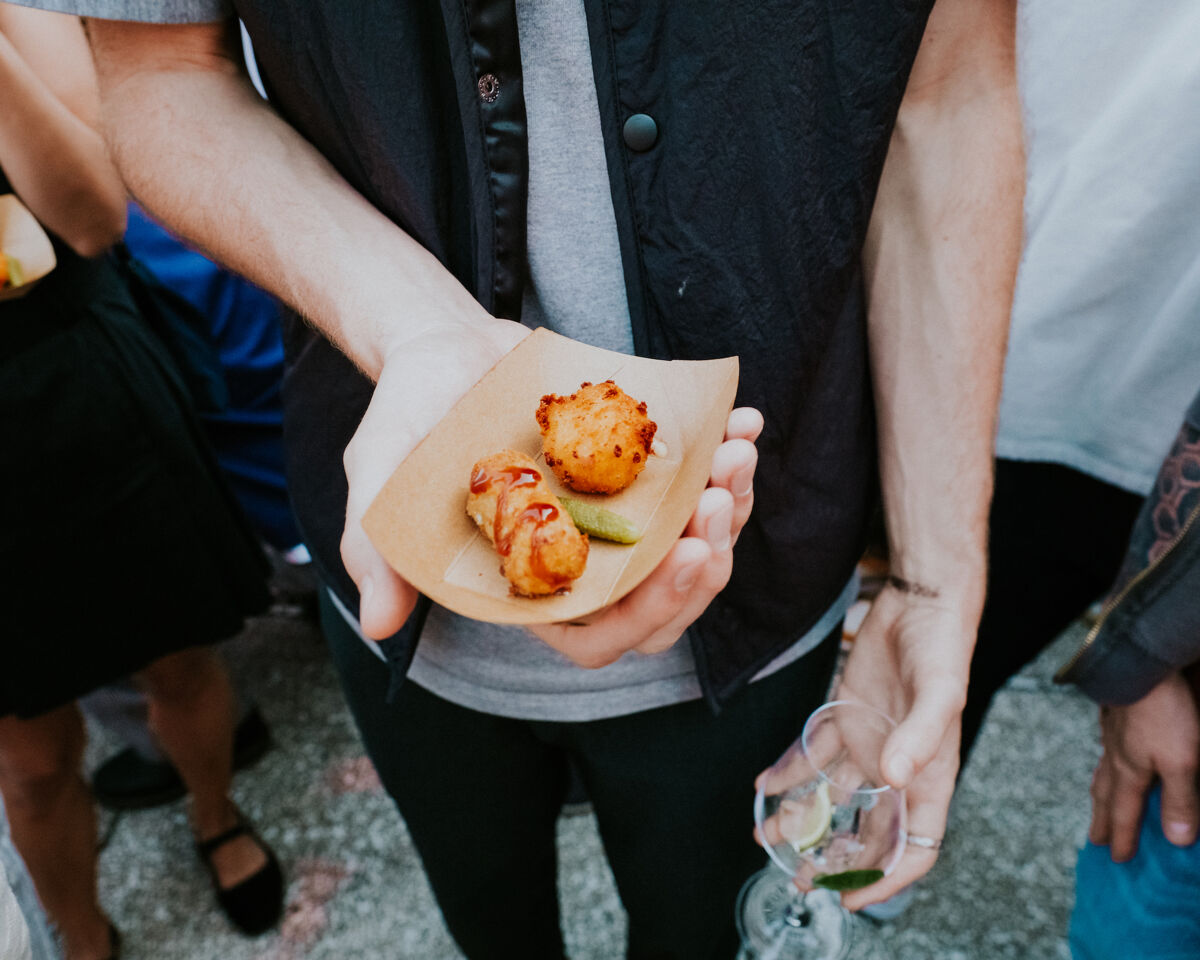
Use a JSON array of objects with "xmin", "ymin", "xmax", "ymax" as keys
[
  {"xmin": 536, "ymin": 381, "xmax": 657, "ymax": 494},
  {"xmin": 467, "ymin": 450, "xmax": 589, "ymax": 596}
]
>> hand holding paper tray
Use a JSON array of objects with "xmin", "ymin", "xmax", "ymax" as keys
[
  {"xmin": 0, "ymin": 194, "xmax": 56, "ymax": 301},
  {"xmin": 362, "ymin": 328, "xmax": 744, "ymax": 634}
]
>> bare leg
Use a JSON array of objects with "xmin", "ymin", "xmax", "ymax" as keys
[
  {"xmin": 136, "ymin": 649, "xmax": 266, "ymax": 888},
  {"xmin": 0, "ymin": 705, "xmax": 111, "ymax": 960}
]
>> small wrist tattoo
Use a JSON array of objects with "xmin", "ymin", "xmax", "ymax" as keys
[{"xmin": 886, "ymin": 574, "xmax": 941, "ymax": 599}]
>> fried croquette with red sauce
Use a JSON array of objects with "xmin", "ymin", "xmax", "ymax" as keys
[
  {"xmin": 536, "ymin": 381, "xmax": 657, "ymax": 494},
  {"xmin": 466, "ymin": 450, "xmax": 588, "ymax": 596}
]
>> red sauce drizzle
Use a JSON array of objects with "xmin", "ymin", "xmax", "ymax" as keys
[
  {"xmin": 497, "ymin": 501, "xmax": 559, "ymax": 558},
  {"xmin": 520, "ymin": 503, "xmax": 559, "ymax": 525},
  {"xmin": 470, "ymin": 465, "xmax": 541, "ymax": 494}
]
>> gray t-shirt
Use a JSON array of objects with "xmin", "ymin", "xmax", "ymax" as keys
[
  {"xmin": 404, "ymin": 0, "xmax": 851, "ymax": 720},
  {"xmin": 24, "ymin": 0, "xmax": 851, "ymax": 720}
]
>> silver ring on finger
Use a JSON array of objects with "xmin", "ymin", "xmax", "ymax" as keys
[{"xmin": 905, "ymin": 833, "xmax": 944, "ymax": 851}]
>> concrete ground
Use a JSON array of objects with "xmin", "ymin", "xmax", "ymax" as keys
[{"xmin": 82, "ymin": 604, "xmax": 1100, "ymax": 960}]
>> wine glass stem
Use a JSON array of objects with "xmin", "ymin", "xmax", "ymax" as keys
[{"xmin": 783, "ymin": 892, "xmax": 812, "ymax": 928}]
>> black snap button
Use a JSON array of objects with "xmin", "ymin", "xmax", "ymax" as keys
[
  {"xmin": 478, "ymin": 73, "xmax": 500, "ymax": 103},
  {"xmin": 623, "ymin": 113, "xmax": 658, "ymax": 152}
]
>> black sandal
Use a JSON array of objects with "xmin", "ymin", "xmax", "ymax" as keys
[{"xmin": 194, "ymin": 807, "xmax": 285, "ymax": 936}]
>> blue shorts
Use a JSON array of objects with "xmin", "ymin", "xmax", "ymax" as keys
[{"xmin": 1070, "ymin": 786, "xmax": 1200, "ymax": 959}]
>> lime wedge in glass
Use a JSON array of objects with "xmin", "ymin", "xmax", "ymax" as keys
[{"xmin": 779, "ymin": 780, "xmax": 832, "ymax": 853}]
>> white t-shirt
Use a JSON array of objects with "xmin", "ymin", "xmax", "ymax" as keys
[{"xmin": 997, "ymin": 0, "xmax": 1200, "ymax": 494}]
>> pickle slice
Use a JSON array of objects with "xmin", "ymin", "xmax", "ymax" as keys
[
  {"xmin": 560, "ymin": 496, "xmax": 641, "ymax": 544},
  {"xmin": 5, "ymin": 255, "xmax": 24, "ymax": 287}
]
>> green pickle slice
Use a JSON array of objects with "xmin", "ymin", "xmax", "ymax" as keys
[
  {"xmin": 560, "ymin": 496, "xmax": 641, "ymax": 544},
  {"xmin": 811, "ymin": 869, "xmax": 885, "ymax": 892},
  {"xmin": 5, "ymin": 255, "xmax": 24, "ymax": 287}
]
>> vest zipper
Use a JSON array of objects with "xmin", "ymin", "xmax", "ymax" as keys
[{"xmin": 1055, "ymin": 498, "xmax": 1200, "ymax": 683}]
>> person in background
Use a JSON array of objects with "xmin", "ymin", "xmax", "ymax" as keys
[
  {"xmin": 856, "ymin": 2, "xmax": 1200, "ymax": 926},
  {"xmin": 959, "ymin": 0, "xmax": 1200, "ymax": 765},
  {"xmin": 122, "ymin": 202, "xmax": 303, "ymax": 558},
  {"xmin": 84, "ymin": 203, "xmax": 313, "ymax": 813},
  {"xmin": 0, "ymin": 6, "xmax": 283, "ymax": 957},
  {"xmin": 1059, "ymin": 386, "xmax": 1200, "ymax": 959},
  {"xmin": 31, "ymin": 0, "xmax": 1023, "ymax": 956}
]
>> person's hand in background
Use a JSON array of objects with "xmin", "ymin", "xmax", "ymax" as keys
[{"xmin": 1088, "ymin": 671, "xmax": 1200, "ymax": 863}]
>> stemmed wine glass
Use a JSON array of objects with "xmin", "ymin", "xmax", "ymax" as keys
[{"xmin": 736, "ymin": 700, "xmax": 906, "ymax": 960}]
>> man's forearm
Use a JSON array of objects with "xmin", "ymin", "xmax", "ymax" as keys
[
  {"xmin": 87, "ymin": 19, "xmax": 492, "ymax": 379},
  {"xmin": 863, "ymin": 0, "xmax": 1023, "ymax": 617}
]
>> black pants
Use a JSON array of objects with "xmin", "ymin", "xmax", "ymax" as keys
[
  {"xmin": 320, "ymin": 596, "xmax": 839, "ymax": 960},
  {"xmin": 959, "ymin": 459, "xmax": 1143, "ymax": 764}
]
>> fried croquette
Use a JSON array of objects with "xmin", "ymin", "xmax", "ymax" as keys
[
  {"xmin": 536, "ymin": 381, "xmax": 657, "ymax": 494},
  {"xmin": 466, "ymin": 450, "xmax": 589, "ymax": 596}
]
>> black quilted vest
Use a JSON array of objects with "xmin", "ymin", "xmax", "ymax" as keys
[{"xmin": 236, "ymin": 0, "xmax": 934, "ymax": 710}]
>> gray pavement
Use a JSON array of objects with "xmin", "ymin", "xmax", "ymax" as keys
[{"xmin": 83, "ymin": 612, "xmax": 1099, "ymax": 959}]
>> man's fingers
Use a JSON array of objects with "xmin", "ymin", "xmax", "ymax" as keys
[
  {"xmin": 725, "ymin": 406, "xmax": 764, "ymax": 443},
  {"xmin": 710, "ymin": 439, "xmax": 757, "ymax": 539},
  {"xmin": 632, "ymin": 530, "xmax": 733, "ymax": 654},
  {"xmin": 710, "ymin": 439, "xmax": 756, "ymax": 493},
  {"xmin": 716, "ymin": 407, "xmax": 762, "ymax": 543},
  {"xmin": 637, "ymin": 488, "xmax": 735, "ymax": 648},
  {"xmin": 597, "ymin": 420, "xmax": 758, "ymax": 660},
  {"xmin": 342, "ymin": 444, "xmax": 417, "ymax": 638},
  {"xmin": 1159, "ymin": 765, "xmax": 1200, "ymax": 847},
  {"xmin": 755, "ymin": 740, "xmax": 821, "ymax": 797},
  {"xmin": 580, "ymin": 535, "xmax": 713, "ymax": 661},
  {"xmin": 687, "ymin": 486, "xmax": 735, "ymax": 550},
  {"xmin": 339, "ymin": 523, "xmax": 416, "ymax": 639},
  {"xmin": 880, "ymin": 676, "xmax": 962, "ymax": 789},
  {"xmin": 1108, "ymin": 767, "xmax": 1152, "ymax": 863},
  {"xmin": 1088, "ymin": 759, "xmax": 1113, "ymax": 848},
  {"xmin": 538, "ymin": 537, "xmax": 713, "ymax": 666},
  {"xmin": 359, "ymin": 566, "xmax": 416, "ymax": 639},
  {"xmin": 538, "ymin": 485, "xmax": 735, "ymax": 664},
  {"xmin": 526, "ymin": 405, "xmax": 755, "ymax": 665},
  {"xmin": 842, "ymin": 802, "xmax": 947, "ymax": 911},
  {"xmin": 843, "ymin": 730, "xmax": 955, "ymax": 910},
  {"xmin": 841, "ymin": 847, "xmax": 932, "ymax": 912}
]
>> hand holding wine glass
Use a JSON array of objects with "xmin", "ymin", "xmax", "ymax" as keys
[
  {"xmin": 738, "ymin": 700, "xmax": 906, "ymax": 959},
  {"xmin": 835, "ymin": 584, "xmax": 971, "ymax": 909}
]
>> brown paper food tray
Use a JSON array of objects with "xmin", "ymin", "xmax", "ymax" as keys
[
  {"xmin": 363, "ymin": 328, "xmax": 739, "ymax": 624},
  {"xmin": 0, "ymin": 194, "xmax": 56, "ymax": 302}
]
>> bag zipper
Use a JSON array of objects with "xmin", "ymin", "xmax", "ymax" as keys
[{"xmin": 1055, "ymin": 498, "xmax": 1200, "ymax": 683}]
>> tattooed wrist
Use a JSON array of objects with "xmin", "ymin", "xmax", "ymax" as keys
[
  {"xmin": 1113, "ymin": 420, "xmax": 1200, "ymax": 591},
  {"xmin": 886, "ymin": 575, "xmax": 941, "ymax": 599},
  {"xmin": 1146, "ymin": 422, "xmax": 1200, "ymax": 565}
]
